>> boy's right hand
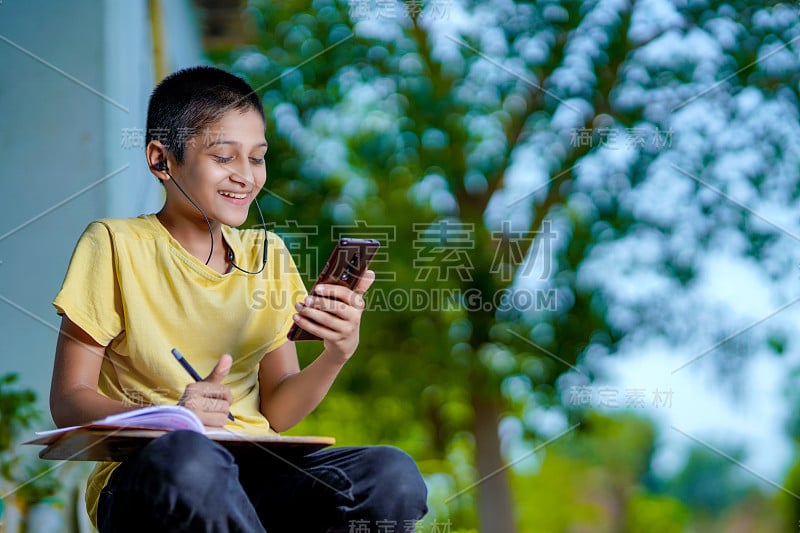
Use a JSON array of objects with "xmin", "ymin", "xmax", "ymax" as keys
[{"xmin": 178, "ymin": 354, "xmax": 233, "ymax": 428}]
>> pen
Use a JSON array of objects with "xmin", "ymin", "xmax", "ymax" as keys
[{"xmin": 171, "ymin": 348, "xmax": 235, "ymax": 422}]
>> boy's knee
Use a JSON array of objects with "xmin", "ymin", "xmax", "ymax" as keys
[
  {"xmin": 364, "ymin": 446, "xmax": 428, "ymax": 514},
  {"xmin": 139, "ymin": 430, "xmax": 236, "ymax": 491}
]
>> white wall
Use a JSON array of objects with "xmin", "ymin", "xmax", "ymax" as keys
[{"xmin": 0, "ymin": 0, "xmax": 202, "ymax": 427}]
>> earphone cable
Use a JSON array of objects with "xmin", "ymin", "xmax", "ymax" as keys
[
  {"xmin": 228, "ymin": 197, "xmax": 268, "ymax": 275},
  {"xmin": 165, "ymin": 169, "xmax": 214, "ymax": 266}
]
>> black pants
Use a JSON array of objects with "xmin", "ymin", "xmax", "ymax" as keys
[{"xmin": 97, "ymin": 430, "xmax": 428, "ymax": 532}]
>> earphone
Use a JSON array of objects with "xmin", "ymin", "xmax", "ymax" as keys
[{"xmin": 155, "ymin": 160, "xmax": 268, "ymax": 274}]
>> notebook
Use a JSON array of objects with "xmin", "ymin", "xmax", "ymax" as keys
[{"xmin": 25, "ymin": 405, "xmax": 334, "ymax": 462}]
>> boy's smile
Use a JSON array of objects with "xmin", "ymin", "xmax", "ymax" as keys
[{"xmin": 219, "ymin": 191, "xmax": 249, "ymax": 203}]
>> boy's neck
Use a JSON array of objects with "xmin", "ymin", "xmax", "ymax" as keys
[{"xmin": 155, "ymin": 210, "xmax": 230, "ymax": 272}]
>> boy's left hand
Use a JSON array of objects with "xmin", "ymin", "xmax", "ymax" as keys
[{"xmin": 292, "ymin": 270, "xmax": 376, "ymax": 362}]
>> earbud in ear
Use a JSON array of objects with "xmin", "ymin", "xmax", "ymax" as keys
[{"xmin": 155, "ymin": 161, "xmax": 167, "ymax": 171}]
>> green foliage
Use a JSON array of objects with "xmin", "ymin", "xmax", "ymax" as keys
[
  {"xmin": 563, "ymin": 411, "xmax": 657, "ymax": 483},
  {"xmin": 513, "ymin": 412, "xmax": 664, "ymax": 532},
  {"xmin": 625, "ymin": 492, "xmax": 690, "ymax": 533},
  {"xmin": 0, "ymin": 372, "xmax": 40, "ymax": 493},
  {"xmin": 661, "ymin": 445, "xmax": 752, "ymax": 516},
  {"xmin": 211, "ymin": 0, "xmax": 800, "ymax": 529},
  {"xmin": 11, "ymin": 462, "xmax": 62, "ymax": 507},
  {"xmin": 0, "ymin": 373, "xmax": 38, "ymax": 456},
  {"xmin": 778, "ymin": 443, "xmax": 800, "ymax": 529},
  {"xmin": 0, "ymin": 373, "xmax": 61, "ymax": 509},
  {"xmin": 512, "ymin": 450, "xmax": 607, "ymax": 532}
]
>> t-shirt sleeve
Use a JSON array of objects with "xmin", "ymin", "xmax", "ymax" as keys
[
  {"xmin": 53, "ymin": 221, "xmax": 124, "ymax": 346},
  {"xmin": 261, "ymin": 234, "xmax": 308, "ymax": 353}
]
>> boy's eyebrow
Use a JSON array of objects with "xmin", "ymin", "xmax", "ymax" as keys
[{"xmin": 204, "ymin": 139, "xmax": 269, "ymax": 149}]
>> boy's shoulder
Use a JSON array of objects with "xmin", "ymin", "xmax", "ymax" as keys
[{"xmin": 84, "ymin": 215, "xmax": 160, "ymax": 241}]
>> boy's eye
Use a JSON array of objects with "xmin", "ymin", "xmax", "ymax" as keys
[
  {"xmin": 250, "ymin": 157, "xmax": 265, "ymax": 165},
  {"xmin": 213, "ymin": 156, "xmax": 233, "ymax": 164}
]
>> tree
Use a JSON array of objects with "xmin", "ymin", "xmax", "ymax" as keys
[{"xmin": 210, "ymin": 1, "xmax": 800, "ymax": 529}]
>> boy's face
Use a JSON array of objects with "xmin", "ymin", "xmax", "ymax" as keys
[{"xmin": 169, "ymin": 108, "xmax": 268, "ymax": 227}]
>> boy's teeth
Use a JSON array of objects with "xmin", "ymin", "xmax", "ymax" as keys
[{"xmin": 219, "ymin": 191, "xmax": 247, "ymax": 199}]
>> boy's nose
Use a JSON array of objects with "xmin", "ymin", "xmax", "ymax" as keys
[{"xmin": 230, "ymin": 161, "xmax": 256, "ymax": 186}]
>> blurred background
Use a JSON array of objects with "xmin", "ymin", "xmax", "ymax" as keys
[{"xmin": 1, "ymin": 0, "xmax": 800, "ymax": 531}]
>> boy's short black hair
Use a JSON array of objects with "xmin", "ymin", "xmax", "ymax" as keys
[{"xmin": 146, "ymin": 66, "xmax": 265, "ymax": 163}]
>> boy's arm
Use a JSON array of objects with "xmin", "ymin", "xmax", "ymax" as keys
[
  {"xmin": 258, "ymin": 270, "xmax": 375, "ymax": 433},
  {"xmin": 50, "ymin": 315, "xmax": 139, "ymax": 427},
  {"xmin": 52, "ymin": 316, "xmax": 235, "ymax": 429},
  {"xmin": 258, "ymin": 341, "xmax": 346, "ymax": 433}
]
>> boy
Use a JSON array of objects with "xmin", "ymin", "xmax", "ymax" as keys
[{"xmin": 50, "ymin": 66, "xmax": 427, "ymax": 532}]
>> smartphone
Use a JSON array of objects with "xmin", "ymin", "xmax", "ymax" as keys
[{"xmin": 287, "ymin": 238, "xmax": 381, "ymax": 341}]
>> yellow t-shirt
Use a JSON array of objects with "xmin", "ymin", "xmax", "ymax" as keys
[{"xmin": 52, "ymin": 214, "xmax": 307, "ymax": 528}]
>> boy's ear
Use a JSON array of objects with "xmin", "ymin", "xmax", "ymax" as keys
[{"xmin": 146, "ymin": 141, "xmax": 171, "ymax": 180}]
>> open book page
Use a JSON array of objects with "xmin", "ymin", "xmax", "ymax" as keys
[{"xmin": 35, "ymin": 405, "xmax": 206, "ymax": 436}]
